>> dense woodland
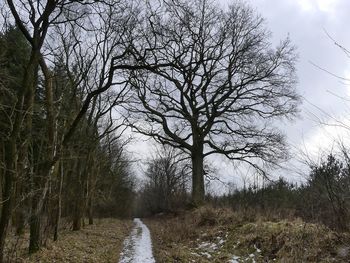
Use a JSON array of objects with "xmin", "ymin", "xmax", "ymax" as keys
[{"xmin": 0, "ymin": 0, "xmax": 349, "ymax": 262}]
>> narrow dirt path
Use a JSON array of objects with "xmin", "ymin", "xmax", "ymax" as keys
[{"xmin": 118, "ymin": 218, "xmax": 156, "ymax": 263}]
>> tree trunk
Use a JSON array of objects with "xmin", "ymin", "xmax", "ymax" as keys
[
  {"xmin": 191, "ymin": 150, "xmax": 205, "ymax": 207},
  {"xmin": 14, "ymin": 210, "xmax": 25, "ymax": 236},
  {"xmin": 87, "ymin": 157, "xmax": 97, "ymax": 225},
  {"xmin": 72, "ymin": 186, "xmax": 85, "ymax": 231},
  {"xmin": 54, "ymin": 162, "xmax": 63, "ymax": 241},
  {"xmin": 72, "ymin": 159, "xmax": 84, "ymax": 231},
  {"xmin": 28, "ymin": 168, "xmax": 44, "ymax": 254},
  {"xmin": 88, "ymin": 196, "xmax": 93, "ymax": 225},
  {"xmin": 14, "ymin": 147, "xmax": 27, "ymax": 237},
  {"xmin": 28, "ymin": 163, "xmax": 52, "ymax": 253},
  {"xmin": 72, "ymin": 213, "xmax": 82, "ymax": 231},
  {"xmin": 0, "ymin": 141, "xmax": 16, "ymax": 262},
  {"xmin": 29, "ymin": 212, "xmax": 40, "ymax": 253}
]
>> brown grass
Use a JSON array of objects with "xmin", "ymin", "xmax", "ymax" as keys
[
  {"xmin": 6, "ymin": 218, "xmax": 132, "ymax": 263},
  {"xmin": 146, "ymin": 206, "xmax": 350, "ymax": 262}
]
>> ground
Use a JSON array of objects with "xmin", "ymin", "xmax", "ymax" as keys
[
  {"xmin": 145, "ymin": 207, "xmax": 350, "ymax": 262},
  {"xmin": 6, "ymin": 209, "xmax": 350, "ymax": 262},
  {"xmin": 8, "ymin": 218, "xmax": 132, "ymax": 263}
]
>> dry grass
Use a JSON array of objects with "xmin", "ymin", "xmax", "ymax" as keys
[
  {"xmin": 146, "ymin": 206, "xmax": 350, "ymax": 262},
  {"xmin": 5, "ymin": 218, "xmax": 132, "ymax": 263}
]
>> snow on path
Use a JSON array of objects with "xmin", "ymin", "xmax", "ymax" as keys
[{"xmin": 119, "ymin": 218, "xmax": 156, "ymax": 263}]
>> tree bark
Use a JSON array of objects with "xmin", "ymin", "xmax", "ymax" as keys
[
  {"xmin": 28, "ymin": 209, "xmax": 40, "ymax": 253},
  {"xmin": 191, "ymin": 149, "xmax": 205, "ymax": 207},
  {"xmin": 14, "ymin": 210, "xmax": 25, "ymax": 236},
  {"xmin": 54, "ymin": 162, "xmax": 63, "ymax": 241},
  {"xmin": 72, "ymin": 159, "xmax": 84, "ymax": 231},
  {"xmin": 14, "ymin": 147, "xmax": 27, "ymax": 236},
  {"xmin": 72, "ymin": 211, "xmax": 82, "ymax": 231},
  {"xmin": 88, "ymin": 196, "xmax": 93, "ymax": 225},
  {"xmin": 72, "ymin": 180, "xmax": 85, "ymax": 231}
]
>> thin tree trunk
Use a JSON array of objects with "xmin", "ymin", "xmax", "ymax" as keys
[
  {"xmin": 14, "ymin": 147, "xmax": 27, "ymax": 236},
  {"xmin": 54, "ymin": 162, "xmax": 63, "ymax": 241},
  {"xmin": 87, "ymin": 156, "xmax": 97, "ymax": 225},
  {"xmin": 88, "ymin": 196, "xmax": 93, "ymax": 225},
  {"xmin": 73, "ymin": 159, "xmax": 84, "ymax": 231},
  {"xmin": 29, "ymin": 59, "xmax": 55, "ymax": 252}
]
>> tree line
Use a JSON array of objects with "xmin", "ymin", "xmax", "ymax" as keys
[
  {"xmin": 0, "ymin": 1, "xmax": 137, "ymax": 260},
  {"xmin": 137, "ymin": 147, "xmax": 350, "ymax": 232},
  {"xmin": 205, "ymin": 149, "xmax": 350, "ymax": 232}
]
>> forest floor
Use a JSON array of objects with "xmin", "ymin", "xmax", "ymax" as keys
[
  {"xmin": 145, "ymin": 206, "xmax": 350, "ymax": 263},
  {"xmin": 6, "ymin": 209, "xmax": 350, "ymax": 262},
  {"xmin": 7, "ymin": 218, "xmax": 132, "ymax": 263}
]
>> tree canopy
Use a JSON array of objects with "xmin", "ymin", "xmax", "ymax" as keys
[{"xmin": 122, "ymin": 0, "xmax": 300, "ymax": 204}]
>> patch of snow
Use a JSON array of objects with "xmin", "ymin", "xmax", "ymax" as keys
[
  {"xmin": 338, "ymin": 246, "xmax": 350, "ymax": 257},
  {"xmin": 254, "ymin": 244, "xmax": 261, "ymax": 253},
  {"xmin": 197, "ymin": 241, "xmax": 218, "ymax": 252},
  {"xmin": 200, "ymin": 252, "xmax": 212, "ymax": 259},
  {"xmin": 229, "ymin": 255, "xmax": 240, "ymax": 263},
  {"xmin": 218, "ymin": 238, "xmax": 225, "ymax": 245},
  {"xmin": 197, "ymin": 241, "xmax": 210, "ymax": 249},
  {"xmin": 194, "ymin": 231, "xmax": 229, "ymax": 260},
  {"xmin": 119, "ymin": 218, "xmax": 155, "ymax": 263}
]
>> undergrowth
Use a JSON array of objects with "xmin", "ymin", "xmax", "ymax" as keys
[{"xmin": 146, "ymin": 206, "xmax": 350, "ymax": 263}]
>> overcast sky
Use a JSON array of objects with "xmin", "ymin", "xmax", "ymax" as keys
[
  {"xmin": 239, "ymin": 0, "xmax": 350, "ymax": 149},
  {"xmin": 127, "ymin": 0, "xmax": 350, "ymax": 192}
]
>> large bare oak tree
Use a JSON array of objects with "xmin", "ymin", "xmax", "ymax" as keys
[{"xmin": 123, "ymin": 0, "xmax": 300, "ymax": 205}]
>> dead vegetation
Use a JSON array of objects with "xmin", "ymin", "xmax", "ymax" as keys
[
  {"xmin": 5, "ymin": 219, "xmax": 132, "ymax": 263},
  {"xmin": 146, "ymin": 206, "xmax": 350, "ymax": 262}
]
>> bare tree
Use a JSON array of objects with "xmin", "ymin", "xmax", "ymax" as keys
[
  {"xmin": 45, "ymin": 0, "xmax": 131, "ymax": 233},
  {"xmin": 140, "ymin": 145, "xmax": 190, "ymax": 214},
  {"xmin": 306, "ymin": 153, "xmax": 350, "ymax": 231},
  {"xmin": 122, "ymin": 0, "xmax": 300, "ymax": 205},
  {"xmin": 0, "ymin": 0, "xmax": 66, "ymax": 257}
]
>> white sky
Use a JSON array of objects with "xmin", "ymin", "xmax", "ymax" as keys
[
  {"xmin": 243, "ymin": 1, "xmax": 350, "ymax": 153},
  {"xmin": 127, "ymin": 0, "xmax": 350, "ymax": 192}
]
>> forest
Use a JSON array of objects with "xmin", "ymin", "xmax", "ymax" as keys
[{"xmin": 0, "ymin": 0, "xmax": 350, "ymax": 262}]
